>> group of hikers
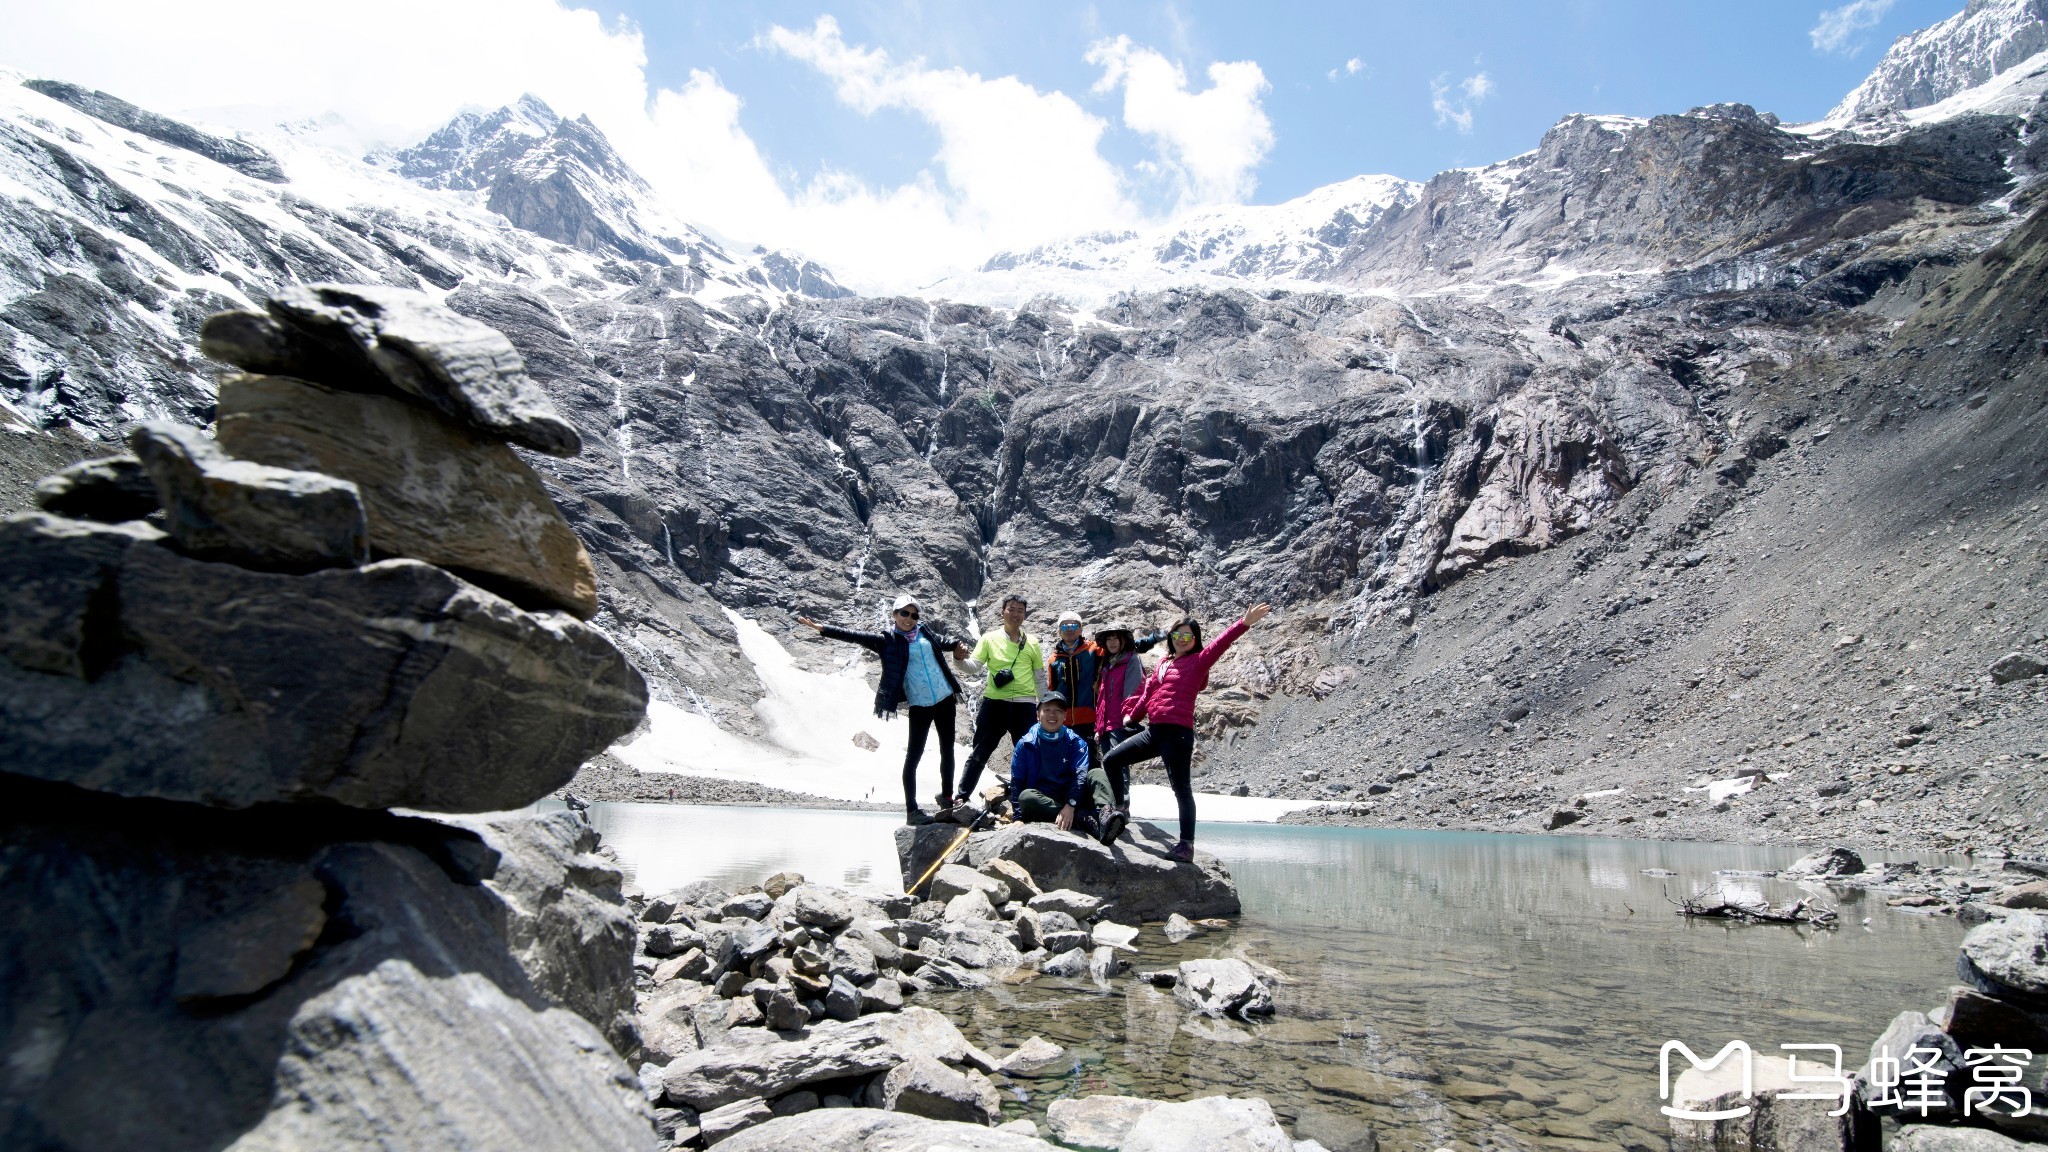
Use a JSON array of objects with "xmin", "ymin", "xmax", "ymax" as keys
[{"xmin": 798, "ymin": 592, "xmax": 1271, "ymax": 863}]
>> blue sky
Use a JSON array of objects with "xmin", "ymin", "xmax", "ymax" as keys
[
  {"xmin": 577, "ymin": 0, "xmax": 1961, "ymax": 208},
  {"xmin": 4, "ymin": 0, "xmax": 1972, "ymax": 286}
]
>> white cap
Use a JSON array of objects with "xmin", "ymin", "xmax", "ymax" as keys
[
  {"xmin": 892, "ymin": 593, "xmax": 920, "ymax": 612},
  {"xmin": 1057, "ymin": 611, "xmax": 1083, "ymax": 626}
]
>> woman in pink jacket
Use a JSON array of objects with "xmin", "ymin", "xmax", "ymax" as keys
[{"xmin": 1101, "ymin": 602, "xmax": 1271, "ymax": 861}]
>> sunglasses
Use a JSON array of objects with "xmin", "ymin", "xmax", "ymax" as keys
[
  {"xmin": 1059, "ymin": 623, "xmax": 1081, "ymax": 631},
  {"xmin": 1171, "ymin": 630, "xmax": 1195, "ymax": 642},
  {"xmin": 894, "ymin": 608, "xmax": 919, "ymax": 619}
]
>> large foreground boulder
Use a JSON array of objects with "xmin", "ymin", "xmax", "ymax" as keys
[
  {"xmin": 716, "ymin": 1110, "xmax": 1059, "ymax": 1151},
  {"xmin": 0, "ymin": 519, "xmax": 645, "ymax": 811},
  {"xmin": 0, "ymin": 786, "xmax": 657, "ymax": 1151},
  {"xmin": 896, "ymin": 820, "xmax": 1239, "ymax": 921}
]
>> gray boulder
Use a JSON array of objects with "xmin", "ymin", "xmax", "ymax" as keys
[
  {"xmin": 129, "ymin": 421, "xmax": 367, "ymax": 572},
  {"xmin": 1781, "ymin": 846, "xmax": 1865, "ymax": 878},
  {"xmin": 1028, "ymin": 890, "xmax": 1104, "ymax": 921},
  {"xmin": 33, "ymin": 454, "xmax": 159, "ymax": 522},
  {"xmin": 1940, "ymin": 985, "xmax": 2048, "ymax": 1049},
  {"xmin": 787, "ymin": 885, "xmax": 857, "ymax": 931},
  {"xmin": 993, "ymin": 1036, "xmax": 1068, "ymax": 1079},
  {"xmin": 1858, "ymin": 1010, "xmax": 1964, "ymax": 1115},
  {"xmin": 1174, "ymin": 959, "xmax": 1276, "ymax": 1019},
  {"xmin": 0, "ymin": 541, "xmax": 646, "ymax": 812},
  {"xmin": 171, "ymin": 876, "xmax": 328, "ymax": 1002},
  {"xmin": 699, "ymin": 1096, "xmax": 775, "ymax": 1145},
  {"xmin": 204, "ymin": 285, "xmax": 582, "ymax": 456},
  {"xmin": 216, "ymin": 373, "xmax": 597, "ymax": 617},
  {"xmin": 1163, "ymin": 913, "xmax": 1203, "ymax": 942},
  {"xmin": 638, "ymin": 980, "xmax": 714, "ymax": 1063},
  {"xmin": 1088, "ymin": 945, "xmax": 1126, "ymax": 983},
  {"xmin": 872, "ymin": 1053, "xmax": 1001, "ymax": 1125},
  {"xmin": 1121, "ymin": 1096, "xmax": 1294, "ymax": 1152},
  {"xmin": 932, "ymin": 863, "xmax": 1011, "ymax": 905},
  {"xmin": 825, "ymin": 975, "xmax": 862, "ymax": 1022},
  {"xmin": 1958, "ymin": 912, "xmax": 2048, "ymax": 1003},
  {"xmin": 436, "ymin": 810, "xmax": 641, "ymax": 1049},
  {"xmin": 970, "ymin": 823, "xmax": 1241, "ymax": 921},
  {"xmin": 946, "ymin": 888, "xmax": 999, "ymax": 923},
  {"xmin": 859, "ymin": 978, "xmax": 905, "ymax": 1015},
  {"xmin": 722, "ymin": 892, "xmax": 775, "ymax": 921},
  {"xmin": 1989, "ymin": 653, "xmax": 2046, "ymax": 684},
  {"xmin": 660, "ymin": 1006, "xmax": 972, "ymax": 1111},
  {"xmin": 1047, "ymin": 1095, "xmax": 1160, "ymax": 1150},
  {"xmin": 0, "ymin": 513, "xmax": 165, "ymax": 677},
  {"xmin": 717, "ymin": 1110, "xmax": 1061, "ymax": 1151},
  {"xmin": 1042, "ymin": 947, "xmax": 1090, "ymax": 978}
]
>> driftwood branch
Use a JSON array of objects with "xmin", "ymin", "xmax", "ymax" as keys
[{"xmin": 1665, "ymin": 884, "xmax": 1839, "ymax": 928}]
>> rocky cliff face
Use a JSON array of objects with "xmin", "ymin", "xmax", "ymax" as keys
[
  {"xmin": 0, "ymin": 10, "xmax": 2044, "ymax": 850},
  {"xmin": 1830, "ymin": 0, "xmax": 2048, "ymax": 121}
]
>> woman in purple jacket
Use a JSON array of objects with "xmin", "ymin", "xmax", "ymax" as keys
[{"xmin": 1101, "ymin": 602, "xmax": 1271, "ymax": 861}]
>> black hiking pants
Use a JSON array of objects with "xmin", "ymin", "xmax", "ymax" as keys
[
  {"xmin": 955, "ymin": 697, "xmax": 1037, "ymax": 802},
  {"xmin": 903, "ymin": 696, "xmax": 958, "ymax": 811},
  {"xmin": 1102, "ymin": 723, "xmax": 1198, "ymax": 843}
]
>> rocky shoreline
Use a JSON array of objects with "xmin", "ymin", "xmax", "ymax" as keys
[{"xmin": 619, "ymin": 819, "xmax": 1319, "ymax": 1149}]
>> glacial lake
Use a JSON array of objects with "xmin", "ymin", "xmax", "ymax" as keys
[{"xmin": 569, "ymin": 802, "xmax": 1968, "ymax": 1152}]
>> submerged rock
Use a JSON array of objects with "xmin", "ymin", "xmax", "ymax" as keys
[
  {"xmin": 1047, "ymin": 1095, "xmax": 1160, "ymax": 1150},
  {"xmin": 1174, "ymin": 959, "xmax": 1276, "ymax": 1019},
  {"xmin": 1121, "ymin": 1095, "xmax": 1295, "ymax": 1152}
]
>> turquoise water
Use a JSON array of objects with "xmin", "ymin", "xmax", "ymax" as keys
[{"xmin": 579, "ymin": 804, "xmax": 1968, "ymax": 1152}]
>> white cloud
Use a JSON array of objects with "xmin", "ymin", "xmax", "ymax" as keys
[
  {"xmin": 1327, "ymin": 57, "xmax": 1366, "ymax": 82},
  {"xmin": 1431, "ymin": 69, "xmax": 1491, "ymax": 134},
  {"xmin": 0, "ymin": 2, "xmax": 1276, "ymax": 291},
  {"xmin": 762, "ymin": 17, "xmax": 1133, "ymax": 248},
  {"xmin": 1086, "ymin": 34, "xmax": 1274, "ymax": 207},
  {"xmin": 1810, "ymin": 0, "xmax": 1896, "ymax": 54}
]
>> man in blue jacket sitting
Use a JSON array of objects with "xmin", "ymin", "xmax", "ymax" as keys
[{"xmin": 1007, "ymin": 692, "xmax": 1120, "ymax": 842}]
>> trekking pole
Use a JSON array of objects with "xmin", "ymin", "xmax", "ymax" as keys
[{"xmin": 906, "ymin": 808, "xmax": 995, "ymax": 897}]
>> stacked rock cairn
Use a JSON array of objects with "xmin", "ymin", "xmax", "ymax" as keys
[{"xmin": 1, "ymin": 285, "xmax": 658, "ymax": 1149}]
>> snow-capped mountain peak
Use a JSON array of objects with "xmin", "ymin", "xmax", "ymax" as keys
[{"xmin": 1830, "ymin": 0, "xmax": 2048, "ymax": 122}]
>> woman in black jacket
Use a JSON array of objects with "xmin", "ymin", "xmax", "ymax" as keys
[{"xmin": 800, "ymin": 593, "xmax": 971, "ymax": 824}]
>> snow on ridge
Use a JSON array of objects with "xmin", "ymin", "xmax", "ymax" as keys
[
  {"xmin": 1829, "ymin": 0, "xmax": 2048, "ymax": 122},
  {"xmin": 930, "ymin": 173, "xmax": 1422, "ymax": 308}
]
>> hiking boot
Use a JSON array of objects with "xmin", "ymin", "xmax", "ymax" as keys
[
  {"xmin": 1097, "ymin": 807, "xmax": 1129, "ymax": 846},
  {"xmin": 1167, "ymin": 840, "xmax": 1195, "ymax": 863},
  {"xmin": 906, "ymin": 808, "xmax": 934, "ymax": 826}
]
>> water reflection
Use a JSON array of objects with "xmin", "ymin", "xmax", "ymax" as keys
[{"xmin": 576, "ymin": 803, "xmax": 1966, "ymax": 1152}]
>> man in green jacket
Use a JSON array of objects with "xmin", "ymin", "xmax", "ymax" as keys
[{"xmin": 947, "ymin": 592, "xmax": 1043, "ymax": 819}]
